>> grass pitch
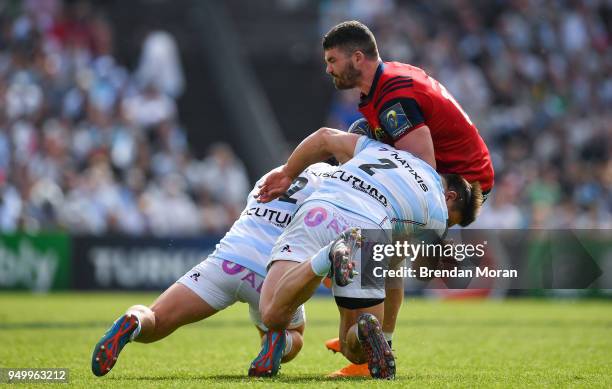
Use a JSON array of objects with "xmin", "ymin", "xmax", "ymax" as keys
[{"xmin": 0, "ymin": 293, "xmax": 611, "ymax": 388}]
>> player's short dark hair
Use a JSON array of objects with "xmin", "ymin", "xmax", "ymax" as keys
[
  {"xmin": 442, "ymin": 174, "xmax": 484, "ymax": 227},
  {"xmin": 323, "ymin": 20, "xmax": 379, "ymax": 59}
]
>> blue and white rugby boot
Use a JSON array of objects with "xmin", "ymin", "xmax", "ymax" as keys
[
  {"xmin": 248, "ymin": 330, "xmax": 286, "ymax": 377},
  {"xmin": 91, "ymin": 314, "xmax": 139, "ymax": 376}
]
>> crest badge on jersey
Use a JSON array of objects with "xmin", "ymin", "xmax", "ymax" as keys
[
  {"xmin": 347, "ymin": 118, "xmax": 372, "ymax": 137},
  {"xmin": 380, "ymin": 102, "xmax": 412, "ymax": 138}
]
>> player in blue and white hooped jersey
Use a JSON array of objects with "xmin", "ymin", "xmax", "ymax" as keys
[
  {"xmin": 251, "ymin": 128, "xmax": 483, "ymax": 379},
  {"xmin": 209, "ymin": 162, "xmax": 332, "ymax": 276},
  {"xmin": 90, "ymin": 163, "xmax": 333, "ymax": 377}
]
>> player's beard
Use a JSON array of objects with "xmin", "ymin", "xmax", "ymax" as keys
[{"xmin": 331, "ymin": 62, "xmax": 361, "ymax": 90}]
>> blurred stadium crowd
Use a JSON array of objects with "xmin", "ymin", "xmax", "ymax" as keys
[
  {"xmin": 0, "ymin": 0, "xmax": 250, "ymax": 235},
  {"xmin": 323, "ymin": 0, "xmax": 611, "ymax": 229},
  {"xmin": 0, "ymin": 0, "xmax": 610, "ymax": 236}
]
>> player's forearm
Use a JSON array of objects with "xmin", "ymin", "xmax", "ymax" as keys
[{"xmin": 283, "ymin": 128, "xmax": 336, "ymax": 179}]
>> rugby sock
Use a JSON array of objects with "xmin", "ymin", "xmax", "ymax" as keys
[
  {"xmin": 310, "ymin": 241, "xmax": 335, "ymax": 276},
  {"xmin": 130, "ymin": 318, "xmax": 142, "ymax": 341},
  {"xmin": 125, "ymin": 311, "xmax": 143, "ymax": 341},
  {"xmin": 283, "ymin": 330, "xmax": 293, "ymax": 357},
  {"xmin": 384, "ymin": 332, "xmax": 393, "ymax": 348}
]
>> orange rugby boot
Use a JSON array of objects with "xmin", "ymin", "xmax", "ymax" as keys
[
  {"xmin": 325, "ymin": 337, "xmax": 341, "ymax": 353},
  {"xmin": 327, "ymin": 363, "xmax": 370, "ymax": 378}
]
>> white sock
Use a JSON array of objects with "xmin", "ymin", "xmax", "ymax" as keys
[
  {"xmin": 126, "ymin": 312, "xmax": 142, "ymax": 341},
  {"xmin": 283, "ymin": 330, "xmax": 293, "ymax": 357},
  {"xmin": 310, "ymin": 241, "xmax": 334, "ymax": 276},
  {"xmin": 383, "ymin": 331, "xmax": 393, "ymax": 343}
]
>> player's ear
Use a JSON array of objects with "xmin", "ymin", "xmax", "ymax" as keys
[
  {"xmin": 353, "ymin": 50, "xmax": 364, "ymax": 65},
  {"xmin": 445, "ymin": 190, "xmax": 458, "ymax": 203}
]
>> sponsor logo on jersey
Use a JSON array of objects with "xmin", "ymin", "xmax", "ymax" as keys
[
  {"xmin": 374, "ymin": 126, "xmax": 386, "ymax": 141},
  {"xmin": 281, "ymin": 244, "xmax": 292, "ymax": 253},
  {"xmin": 388, "ymin": 151, "xmax": 429, "ymax": 192},
  {"xmin": 222, "ymin": 260, "xmax": 245, "ymax": 275},
  {"xmin": 386, "ymin": 109, "xmax": 398, "ymax": 129},
  {"xmin": 380, "ymin": 102, "xmax": 411, "ymax": 138},
  {"xmin": 348, "ymin": 118, "xmax": 372, "ymax": 136},
  {"xmin": 327, "ymin": 169, "xmax": 389, "ymax": 207},
  {"xmin": 190, "ymin": 271, "xmax": 201, "ymax": 281},
  {"xmin": 308, "ymin": 168, "xmax": 389, "ymax": 207},
  {"xmin": 240, "ymin": 271, "xmax": 263, "ymax": 293},
  {"xmin": 242, "ymin": 207, "xmax": 292, "ymax": 227},
  {"xmin": 304, "ymin": 207, "xmax": 328, "ymax": 227},
  {"xmin": 326, "ymin": 211, "xmax": 349, "ymax": 234},
  {"xmin": 307, "ymin": 170, "xmax": 329, "ymax": 177}
]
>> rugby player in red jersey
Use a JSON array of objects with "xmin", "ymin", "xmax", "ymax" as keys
[{"xmin": 320, "ymin": 20, "xmax": 494, "ymax": 377}]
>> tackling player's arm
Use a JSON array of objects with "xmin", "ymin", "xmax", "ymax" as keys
[
  {"xmin": 394, "ymin": 125, "xmax": 435, "ymax": 168},
  {"xmin": 377, "ymin": 97, "xmax": 436, "ymax": 168},
  {"xmin": 256, "ymin": 128, "xmax": 359, "ymax": 203}
]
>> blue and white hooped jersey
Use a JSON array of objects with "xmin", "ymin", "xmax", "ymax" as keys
[
  {"xmin": 210, "ymin": 163, "xmax": 333, "ymax": 276},
  {"xmin": 305, "ymin": 137, "xmax": 448, "ymax": 238}
]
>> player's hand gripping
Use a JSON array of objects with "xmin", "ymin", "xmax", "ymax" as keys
[{"xmin": 255, "ymin": 165, "xmax": 294, "ymax": 203}]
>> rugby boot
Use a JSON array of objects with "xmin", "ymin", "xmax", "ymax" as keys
[
  {"xmin": 357, "ymin": 313, "xmax": 395, "ymax": 379},
  {"xmin": 248, "ymin": 330, "xmax": 286, "ymax": 377},
  {"xmin": 91, "ymin": 314, "xmax": 139, "ymax": 376},
  {"xmin": 325, "ymin": 337, "xmax": 341, "ymax": 353},
  {"xmin": 330, "ymin": 227, "xmax": 362, "ymax": 287},
  {"xmin": 327, "ymin": 362, "xmax": 370, "ymax": 378}
]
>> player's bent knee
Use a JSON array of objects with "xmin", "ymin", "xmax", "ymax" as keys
[
  {"xmin": 261, "ymin": 311, "xmax": 287, "ymax": 330},
  {"xmin": 261, "ymin": 307, "xmax": 291, "ymax": 330}
]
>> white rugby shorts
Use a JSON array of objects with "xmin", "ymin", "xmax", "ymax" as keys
[
  {"xmin": 178, "ymin": 257, "xmax": 305, "ymax": 331},
  {"xmin": 268, "ymin": 200, "xmax": 391, "ymax": 300}
]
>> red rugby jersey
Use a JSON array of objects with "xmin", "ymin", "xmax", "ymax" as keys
[{"xmin": 358, "ymin": 62, "xmax": 494, "ymax": 192}]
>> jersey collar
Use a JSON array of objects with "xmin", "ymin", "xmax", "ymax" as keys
[{"xmin": 359, "ymin": 62, "xmax": 385, "ymax": 107}]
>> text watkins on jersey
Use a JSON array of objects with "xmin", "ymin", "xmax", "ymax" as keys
[{"xmin": 242, "ymin": 207, "xmax": 292, "ymax": 227}]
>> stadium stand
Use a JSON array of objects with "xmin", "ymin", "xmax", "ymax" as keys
[
  {"xmin": 0, "ymin": 0, "xmax": 609, "ymax": 234},
  {"xmin": 0, "ymin": 0, "xmax": 250, "ymax": 235},
  {"xmin": 320, "ymin": 0, "xmax": 611, "ymax": 229}
]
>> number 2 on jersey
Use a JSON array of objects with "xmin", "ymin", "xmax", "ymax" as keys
[
  {"xmin": 278, "ymin": 177, "xmax": 308, "ymax": 204},
  {"xmin": 359, "ymin": 158, "xmax": 398, "ymax": 175}
]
